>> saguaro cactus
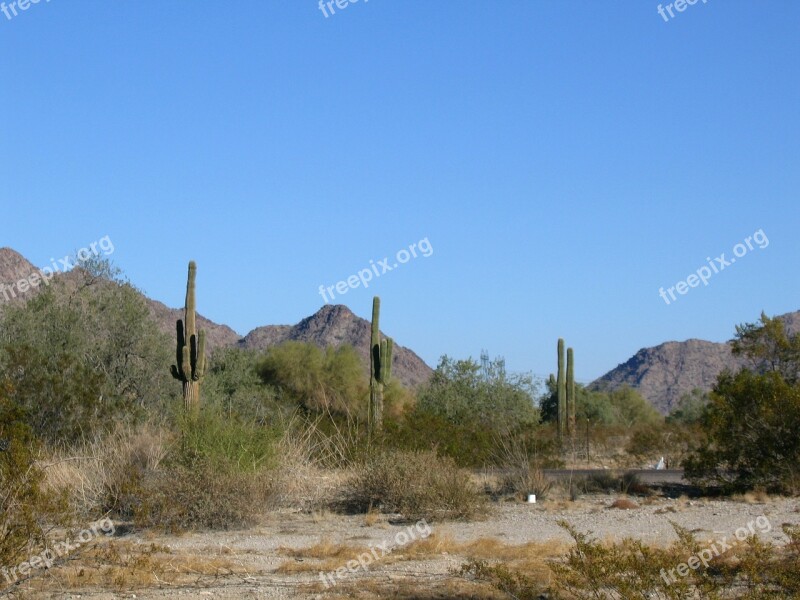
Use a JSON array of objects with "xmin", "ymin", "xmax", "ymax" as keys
[
  {"xmin": 369, "ymin": 296, "xmax": 393, "ymax": 433},
  {"xmin": 567, "ymin": 347, "xmax": 576, "ymax": 438},
  {"xmin": 170, "ymin": 261, "xmax": 206, "ymax": 413},
  {"xmin": 557, "ymin": 338, "xmax": 566, "ymax": 440}
]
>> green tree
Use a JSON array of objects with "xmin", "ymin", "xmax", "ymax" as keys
[
  {"xmin": 0, "ymin": 260, "xmax": 175, "ymax": 444},
  {"xmin": 257, "ymin": 341, "xmax": 368, "ymax": 417},
  {"xmin": 732, "ymin": 312, "xmax": 800, "ymax": 384},
  {"xmin": 685, "ymin": 313, "xmax": 800, "ymax": 493},
  {"xmin": 417, "ymin": 355, "xmax": 539, "ymax": 432}
]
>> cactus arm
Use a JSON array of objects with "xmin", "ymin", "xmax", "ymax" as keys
[
  {"xmin": 181, "ymin": 345, "xmax": 191, "ymax": 381},
  {"xmin": 384, "ymin": 338, "xmax": 393, "ymax": 382},
  {"xmin": 194, "ymin": 330, "xmax": 206, "ymax": 381}
]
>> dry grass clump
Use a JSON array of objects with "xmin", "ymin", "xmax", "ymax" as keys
[
  {"xmin": 10, "ymin": 538, "xmax": 247, "ymax": 594},
  {"xmin": 608, "ymin": 497, "xmax": 639, "ymax": 510},
  {"xmin": 45, "ymin": 413, "xmax": 279, "ymax": 533},
  {"xmin": 267, "ymin": 414, "xmax": 356, "ymax": 511},
  {"xmin": 344, "ymin": 449, "xmax": 488, "ymax": 522},
  {"xmin": 732, "ymin": 488, "xmax": 772, "ymax": 504},
  {"xmin": 44, "ymin": 423, "xmax": 172, "ymax": 518},
  {"xmin": 124, "ymin": 461, "xmax": 273, "ymax": 532}
]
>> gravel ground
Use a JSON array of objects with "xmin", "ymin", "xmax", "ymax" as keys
[{"xmin": 13, "ymin": 495, "xmax": 800, "ymax": 600}]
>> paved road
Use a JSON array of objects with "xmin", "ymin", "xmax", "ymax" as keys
[{"xmin": 542, "ymin": 469, "xmax": 686, "ymax": 485}]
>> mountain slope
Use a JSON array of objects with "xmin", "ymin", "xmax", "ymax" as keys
[{"xmin": 0, "ymin": 247, "xmax": 41, "ymax": 306}]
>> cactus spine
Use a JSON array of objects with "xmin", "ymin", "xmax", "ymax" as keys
[
  {"xmin": 369, "ymin": 296, "xmax": 393, "ymax": 433},
  {"xmin": 170, "ymin": 261, "xmax": 206, "ymax": 413},
  {"xmin": 557, "ymin": 338, "xmax": 566, "ymax": 439},
  {"xmin": 567, "ymin": 347, "xmax": 575, "ymax": 438}
]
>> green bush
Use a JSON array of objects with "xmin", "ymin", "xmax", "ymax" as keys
[
  {"xmin": 345, "ymin": 449, "xmax": 487, "ymax": 521},
  {"xmin": 111, "ymin": 411, "xmax": 278, "ymax": 531}
]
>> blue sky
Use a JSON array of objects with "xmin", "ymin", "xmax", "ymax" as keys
[{"xmin": 1, "ymin": 1, "xmax": 798, "ymax": 383}]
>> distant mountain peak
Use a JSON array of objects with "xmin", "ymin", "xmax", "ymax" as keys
[
  {"xmin": 591, "ymin": 312, "xmax": 800, "ymax": 414},
  {"xmin": 239, "ymin": 304, "xmax": 432, "ymax": 388}
]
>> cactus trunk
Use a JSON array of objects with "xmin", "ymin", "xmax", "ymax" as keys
[
  {"xmin": 171, "ymin": 261, "xmax": 206, "ymax": 414},
  {"xmin": 369, "ymin": 297, "xmax": 393, "ymax": 433},
  {"xmin": 567, "ymin": 347, "xmax": 575, "ymax": 438},
  {"xmin": 557, "ymin": 338, "xmax": 566, "ymax": 440}
]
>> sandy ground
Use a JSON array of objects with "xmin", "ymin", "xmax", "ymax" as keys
[{"xmin": 7, "ymin": 494, "xmax": 800, "ymax": 599}]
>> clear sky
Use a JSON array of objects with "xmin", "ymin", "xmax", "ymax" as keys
[{"xmin": 1, "ymin": 1, "xmax": 798, "ymax": 383}]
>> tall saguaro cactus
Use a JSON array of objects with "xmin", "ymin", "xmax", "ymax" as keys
[
  {"xmin": 557, "ymin": 338, "xmax": 566, "ymax": 440},
  {"xmin": 369, "ymin": 296, "xmax": 393, "ymax": 433},
  {"xmin": 170, "ymin": 261, "xmax": 206, "ymax": 413},
  {"xmin": 567, "ymin": 347, "xmax": 576, "ymax": 438}
]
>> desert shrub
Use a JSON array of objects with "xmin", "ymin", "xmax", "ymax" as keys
[
  {"xmin": 551, "ymin": 521, "xmax": 800, "ymax": 599},
  {"xmin": 464, "ymin": 522, "xmax": 800, "ymax": 599},
  {"xmin": 684, "ymin": 370, "xmax": 800, "ymax": 494},
  {"xmin": 626, "ymin": 423, "xmax": 698, "ymax": 468},
  {"xmin": 43, "ymin": 424, "xmax": 172, "ymax": 519},
  {"xmin": 382, "ymin": 409, "xmax": 496, "ymax": 466},
  {"xmin": 105, "ymin": 411, "xmax": 278, "ymax": 531},
  {"xmin": 460, "ymin": 560, "xmax": 544, "ymax": 600},
  {"xmin": 492, "ymin": 435, "xmax": 553, "ymax": 501},
  {"xmin": 172, "ymin": 409, "xmax": 278, "ymax": 473},
  {"xmin": 0, "ymin": 344, "xmax": 108, "ymax": 446},
  {"xmin": 0, "ymin": 390, "xmax": 69, "ymax": 571},
  {"xmin": 128, "ymin": 459, "xmax": 272, "ymax": 532},
  {"xmin": 345, "ymin": 449, "xmax": 487, "ymax": 521}
]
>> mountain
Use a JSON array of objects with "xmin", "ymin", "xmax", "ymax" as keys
[
  {"xmin": 591, "ymin": 311, "xmax": 800, "ymax": 414},
  {"xmin": 239, "ymin": 304, "xmax": 433, "ymax": 388}
]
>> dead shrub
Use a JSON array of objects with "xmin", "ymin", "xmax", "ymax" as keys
[{"xmin": 492, "ymin": 435, "xmax": 553, "ymax": 501}]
